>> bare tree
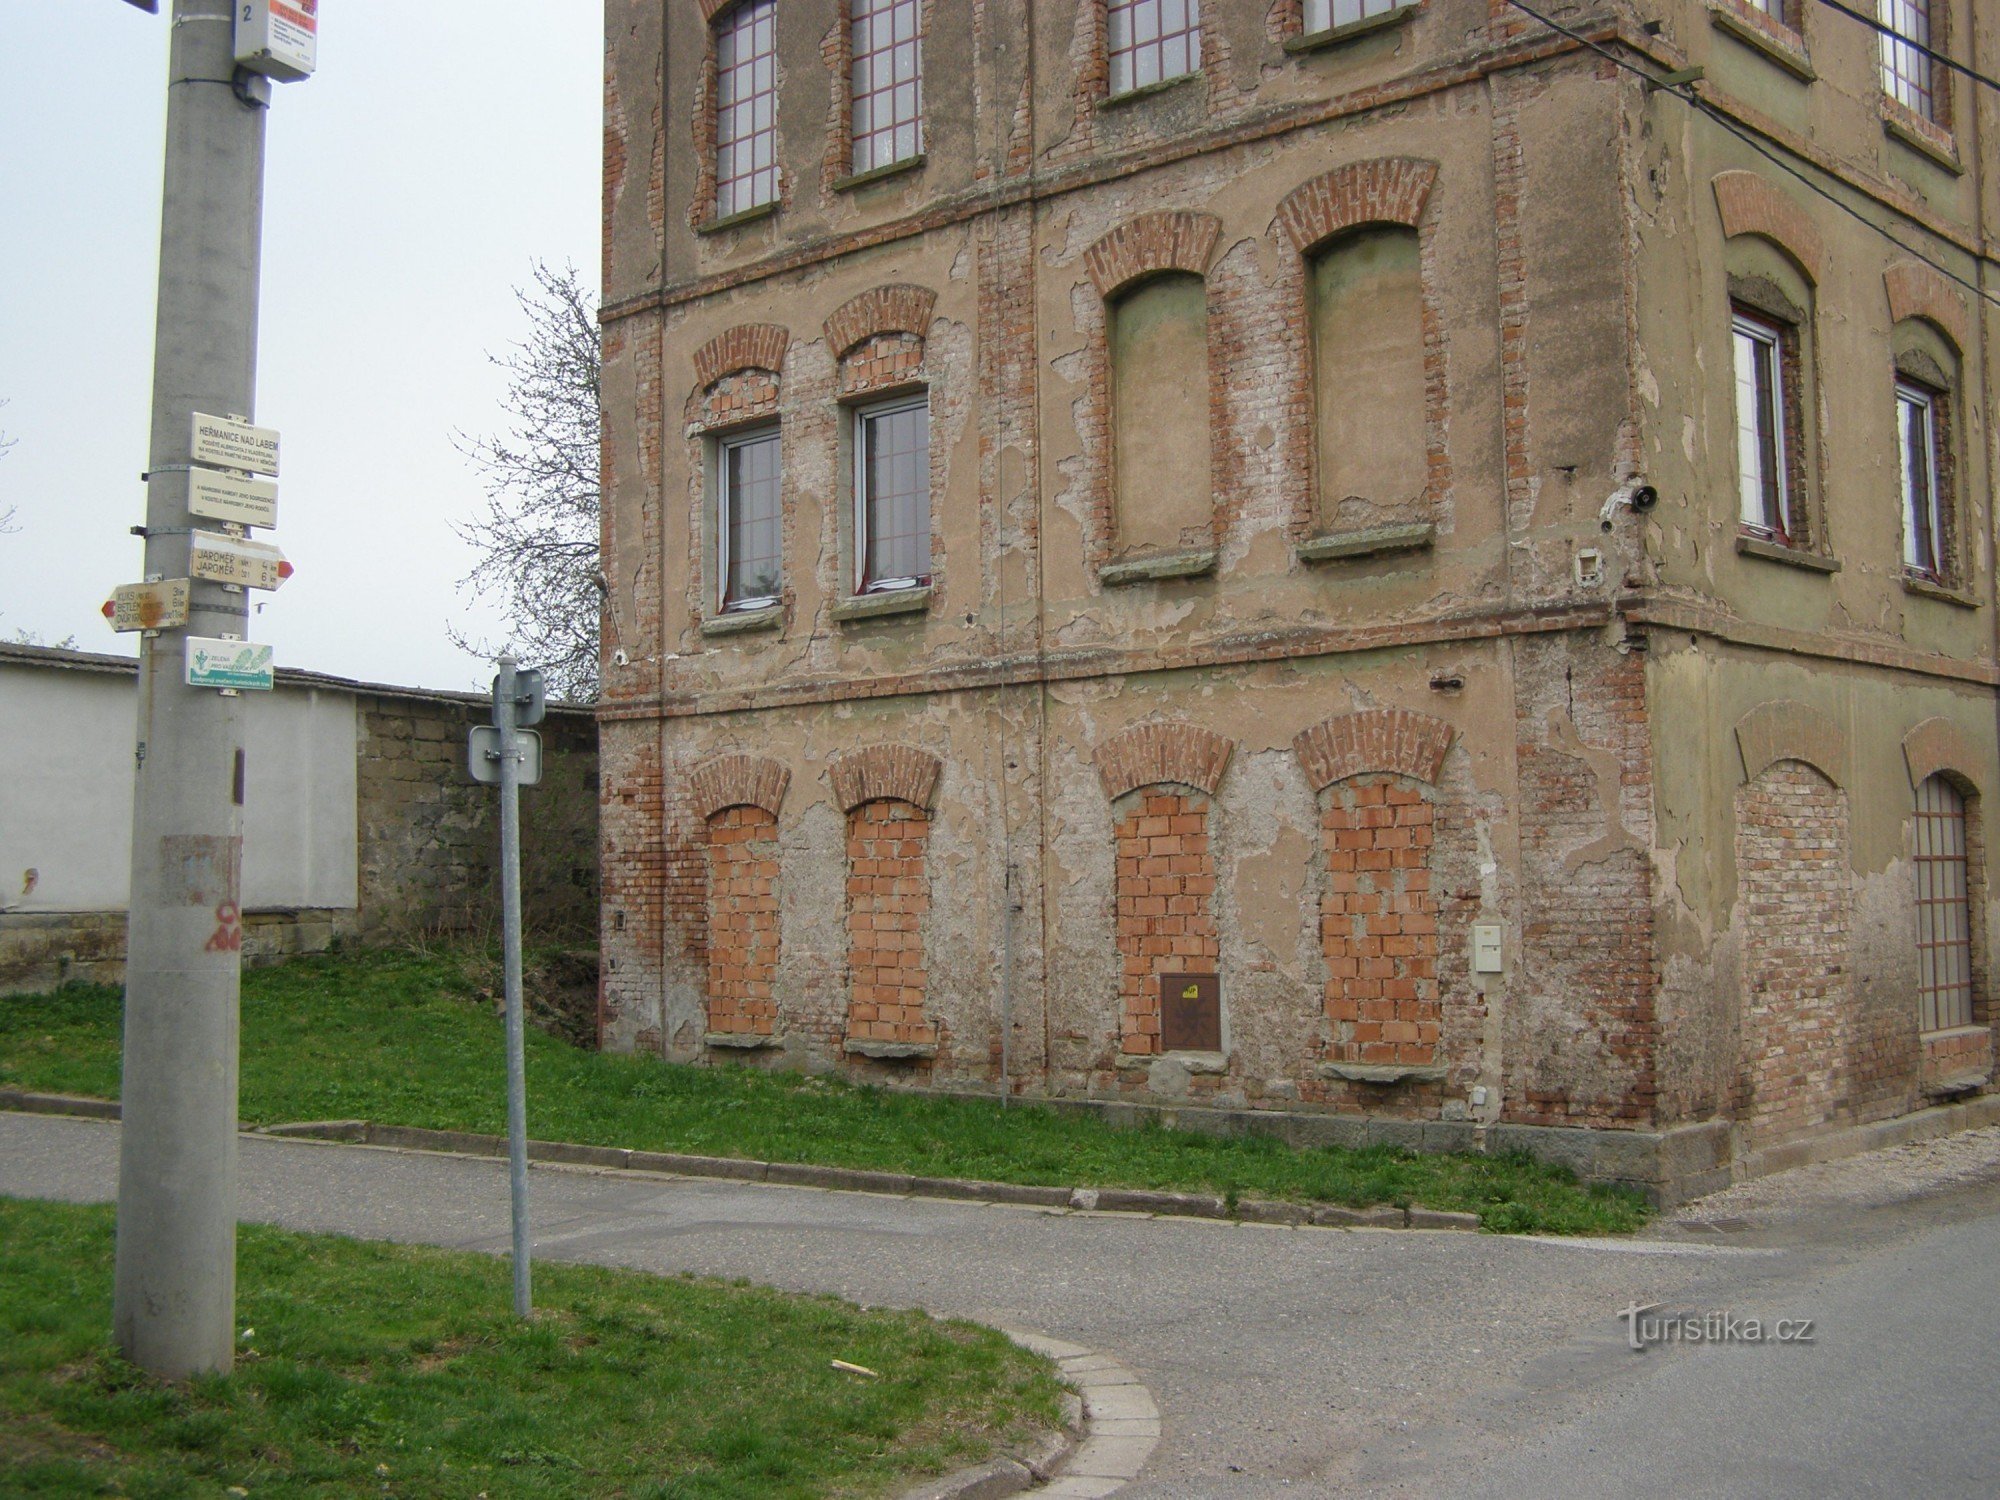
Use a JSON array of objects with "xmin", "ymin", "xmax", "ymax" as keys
[{"xmin": 453, "ymin": 262, "xmax": 602, "ymax": 702}]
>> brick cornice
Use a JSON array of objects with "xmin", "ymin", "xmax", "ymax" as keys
[
  {"xmin": 1082, "ymin": 211, "xmax": 1222, "ymax": 298},
  {"xmin": 1711, "ymin": 170, "xmax": 1826, "ymax": 284},
  {"xmin": 1884, "ymin": 260, "xmax": 1970, "ymax": 353},
  {"xmin": 1294, "ymin": 708, "xmax": 1456, "ymax": 791},
  {"xmin": 1904, "ymin": 716, "xmax": 1985, "ymax": 792},
  {"xmin": 687, "ymin": 753, "xmax": 791, "ymax": 819},
  {"xmin": 823, "ymin": 284, "xmax": 938, "ymax": 358},
  {"xmin": 828, "ymin": 743, "xmax": 943, "ymax": 811},
  {"xmin": 1734, "ymin": 699, "xmax": 1847, "ymax": 786},
  {"xmin": 692, "ymin": 323, "xmax": 791, "ymax": 390},
  {"xmin": 1093, "ymin": 721, "xmax": 1235, "ymax": 800},
  {"xmin": 1276, "ymin": 157, "xmax": 1438, "ymax": 254}
]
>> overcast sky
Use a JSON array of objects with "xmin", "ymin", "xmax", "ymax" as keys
[{"xmin": 0, "ymin": 4, "xmax": 600, "ymax": 692}]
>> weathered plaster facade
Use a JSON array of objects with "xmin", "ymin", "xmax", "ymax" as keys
[{"xmin": 599, "ymin": 0, "xmax": 2000, "ymax": 1198}]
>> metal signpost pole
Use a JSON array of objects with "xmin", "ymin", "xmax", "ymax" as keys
[
  {"xmin": 495, "ymin": 657, "xmax": 533, "ymax": 1318},
  {"xmin": 112, "ymin": 1, "xmax": 268, "ymax": 1379}
]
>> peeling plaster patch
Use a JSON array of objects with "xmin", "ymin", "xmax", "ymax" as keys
[{"xmin": 1235, "ymin": 822, "xmax": 1312, "ymax": 975}]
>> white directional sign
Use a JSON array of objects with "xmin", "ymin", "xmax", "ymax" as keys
[
  {"xmin": 468, "ymin": 726, "xmax": 544, "ymax": 787},
  {"xmin": 189, "ymin": 412, "xmax": 280, "ymax": 476},
  {"xmin": 186, "ymin": 638, "xmax": 275, "ymax": 692},
  {"xmin": 103, "ymin": 579, "xmax": 191, "ymax": 633},
  {"xmin": 188, "ymin": 467, "xmax": 278, "ymax": 528},
  {"xmin": 189, "ymin": 529, "xmax": 292, "ymax": 590}
]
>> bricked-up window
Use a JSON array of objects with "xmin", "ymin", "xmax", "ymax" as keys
[
  {"xmin": 1898, "ymin": 379, "xmax": 1945, "ymax": 578},
  {"xmin": 850, "ymin": 0, "xmax": 922, "ymax": 174},
  {"xmin": 705, "ymin": 806, "xmax": 781, "ymax": 1037},
  {"xmin": 1110, "ymin": 272, "xmax": 1212, "ymax": 557},
  {"xmin": 855, "ymin": 396, "xmax": 930, "ymax": 592},
  {"xmin": 1311, "ymin": 227, "xmax": 1425, "ymax": 530},
  {"xmin": 1319, "ymin": 776, "xmax": 1439, "ymax": 1070},
  {"xmin": 845, "ymin": 799, "xmax": 935, "ymax": 1047},
  {"xmin": 1732, "ymin": 308, "xmax": 1792, "ymax": 539},
  {"xmin": 1304, "ymin": 0, "xmax": 1409, "ymax": 32},
  {"xmin": 1879, "ymin": 0, "xmax": 1938, "ymax": 121},
  {"xmin": 1106, "ymin": 0, "xmax": 1200, "ymax": 95},
  {"xmin": 1114, "ymin": 788, "xmax": 1220, "ymax": 1056},
  {"xmin": 1916, "ymin": 775, "xmax": 1973, "ymax": 1033},
  {"xmin": 714, "ymin": 0, "xmax": 778, "ymax": 218},
  {"xmin": 719, "ymin": 426, "xmax": 782, "ymax": 611}
]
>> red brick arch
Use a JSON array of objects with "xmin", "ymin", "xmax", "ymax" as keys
[
  {"xmin": 692, "ymin": 323, "xmax": 791, "ymax": 391},
  {"xmin": 1082, "ymin": 211, "xmax": 1222, "ymax": 299},
  {"xmin": 1293, "ymin": 709, "xmax": 1456, "ymax": 791},
  {"xmin": 1275, "ymin": 157, "xmax": 1439, "ymax": 255},
  {"xmin": 828, "ymin": 744, "xmax": 943, "ymax": 812},
  {"xmin": 1093, "ymin": 722, "xmax": 1234, "ymax": 801},
  {"xmin": 823, "ymin": 285, "xmax": 938, "ymax": 359},
  {"xmin": 687, "ymin": 753, "xmax": 790, "ymax": 821},
  {"xmin": 1712, "ymin": 171, "xmax": 1825, "ymax": 284},
  {"xmin": 1885, "ymin": 261, "xmax": 1970, "ymax": 354}
]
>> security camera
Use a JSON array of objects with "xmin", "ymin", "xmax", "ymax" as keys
[{"xmin": 1599, "ymin": 480, "xmax": 1659, "ymax": 531}]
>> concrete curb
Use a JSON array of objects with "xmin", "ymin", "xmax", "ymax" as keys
[{"xmin": 0, "ymin": 1090, "xmax": 1487, "ymax": 1231}]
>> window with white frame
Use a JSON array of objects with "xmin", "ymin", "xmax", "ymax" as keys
[
  {"xmin": 1304, "ymin": 0, "xmax": 1410, "ymax": 33},
  {"xmin": 1878, "ymin": 0, "xmax": 1938, "ymax": 121},
  {"xmin": 854, "ymin": 397, "xmax": 930, "ymax": 593},
  {"xmin": 1898, "ymin": 379, "xmax": 1944, "ymax": 578},
  {"xmin": 850, "ymin": 0, "xmax": 922, "ymax": 175},
  {"xmin": 718, "ymin": 427, "xmax": 782, "ymax": 612},
  {"xmin": 714, "ymin": 0, "xmax": 779, "ymax": 218},
  {"xmin": 1107, "ymin": 0, "xmax": 1200, "ymax": 96},
  {"xmin": 1732, "ymin": 308, "xmax": 1791, "ymax": 538},
  {"xmin": 1915, "ymin": 773, "xmax": 1974, "ymax": 1033}
]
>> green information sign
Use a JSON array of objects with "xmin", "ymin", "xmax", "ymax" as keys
[{"xmin": 185, "ymin": 637, "xmax": 275, "ymax": 691}]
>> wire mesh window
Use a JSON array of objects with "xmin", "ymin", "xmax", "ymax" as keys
[
  {"xmin": 1304, "ymin": 0, "xmax": 1409, "ymax": 33},
  {"xmin": 1898, "ymin": 379, "xmax": 1943, "ymax": 578},
  {"xmin": 715, "ymin": 0, "xmax": 779, "ymax": 218},
  {"xmin": 850, "ymin": 0, "xmax": 922, "ymax": 175},
  {"xmin": 719, "ymin": 428, "xmax": 782, "ymax": 611},
  {"xmin": 1107, "ymin": 0, "xmax": 1200, "ymax": 96},
  {"xmin": 1732, "ymin": 308, "xmax": 1791, "ymax": 538},
  {"xmin": 855, "ymin": 397, "xmax": 931, "ymax": 592},
  {"xmin": 1916, "ymin": 775, "xmax": 1974, "ymax": 1032},
  {"xmin": 1878, "ymin": 0, "xmax": 1937, "ymax": 121}
]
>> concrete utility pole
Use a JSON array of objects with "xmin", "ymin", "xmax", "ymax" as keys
[
  {"xmin": 113, "ymin": 2, "xmax": 269, "ymax": 1378},
  {"xmin": 494, "ymin": 656, "xmax": 533, "ymax": 1318}
]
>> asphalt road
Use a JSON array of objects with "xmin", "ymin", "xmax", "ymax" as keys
[{"xmin": 5, "ymin": 1111, "xmax": 1997, "ymax": 1498}]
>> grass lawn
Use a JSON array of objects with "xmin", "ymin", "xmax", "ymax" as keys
[
  {"xmin": 0, "ymin": 1197, "xmax": 1063, "ymax": 1499},
  {"xmin": 0, "ymin": 948, "xmax": 1648, "ymax": 1235}
]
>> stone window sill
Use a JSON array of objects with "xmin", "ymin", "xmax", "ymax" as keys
[
  {"xmin": 1903, "ymin": 572, "xmax": 1977, "ymax": 609},
  {"xmin": 1737, "ymin": 533, "xmax": 1840, "ymax": 573},
  {"xmin": 832, "ymin": 154, "xmax": 926, "ymax": 194},
  {"xmin": 844, "ymin": 1038, "xmax": 937, "ymax": 1060},
  {"xmin": 831, "ymin": 584, "xmax": 932, "ymax": 622},
  {"xmin": 1115, "ymin": 1049, "xmax": 1230, "ymax": 1074},
  {"xmin": 696, "ymin": 200, "xmax": 779, "ymax": 236},
  {"xmin": 1100, "ymin": 72, "xmax": 1201, "ymax": 110},
  {"xmin": 1317, "ymin": 1061, "xmax": 1447, "ymax": 1084},
  {"xmin": 700, "ymin": 604, "xmax": 783, "ymax": 637},
  {"xmin": 1285, "ymin": 5, "xmax": 1417, "ymax": 55},
  {"xmin": 1297, "ymin": 521, "xmax": 1435, "ymax": 565},
  {"xmin": 1882, "ymin": 105, "xmax": 1963, "ymax": 174},
  {"xmin": 1708, "ymin": 5, "xmax": 1816, "ymax": 81},
  {"xmin": 1099, "ymin": 548, "xmax": 1218, "ymax": 587},
  {"xmin": 705, "ymin": 1031, "xmax": 781, "ymax": 1050}
]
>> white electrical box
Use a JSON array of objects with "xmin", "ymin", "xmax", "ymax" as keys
[
  {"xmin": 236, "ymin": 0, "xmax": 318, "ymax": 82},
  {"xmin": 1472, "ymin": 924, "xmax": 1504, "ymax": 974}
]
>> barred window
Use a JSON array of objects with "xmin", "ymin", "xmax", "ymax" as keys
[
  {"xmin": 850, "ymin": 0, "xmax": 922, "ymax": 175},
  {"xmin": 1915, "ymin": 774, "xmax": 1973, "ymax": 1033},
  {"xmin": 1898, "ymin": 379, "xmax": 1944, "ymax": 578},
  {"xmin": 719, "ymin": 427, "xmax": 782, "ymax": 611},
  {"xmin": 1878, "ymin": 0, "xmax": 1937, "ymax": 121},
  {"xmin": 1107, "ymin": 0, "xmax": 1200, "ymax": 96},
  {"xmin": 1304, "ymin": 0, "xmax": 1409, "ymax": 32},
  {"xmin": 855, "ymin": 397, "xmax": 930, "ymax": 592},
  {"xmin": 1732, "ymin": 308, "xmax": 1792, "ymax": 539},
  {"xmin": 715, "ymin": 0, "xmax": 778, "ymax": 218}
]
